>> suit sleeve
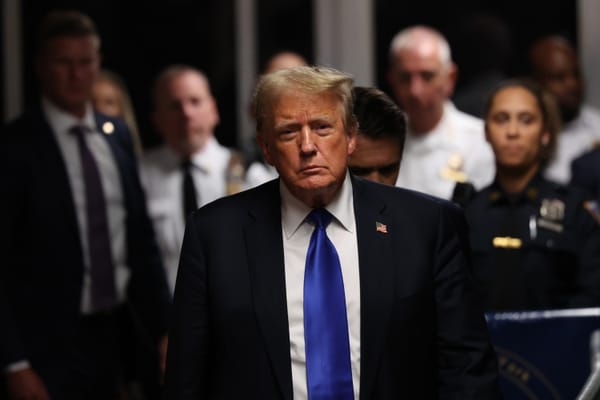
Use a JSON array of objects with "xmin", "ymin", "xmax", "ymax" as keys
[
  {"xmin": 571, "ymin": 154, "xmax": 596, "ymax": 198},
  {"xmin": 570, "ymin": 198, "xmax": 600, "ymax": 308},
  {"xmin": 433, "ymin": 203, "xmax": 502, "ymax": 399},
  {"xmin": 0, "ymin": 131, "xmax": 28, "ymax": 368},
  {"xmin": 164, "ymin": 215, "xmax": 209, "ymax": 399}
]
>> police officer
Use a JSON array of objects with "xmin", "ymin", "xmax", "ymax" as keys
[
  {"xmin": 463, "ymin": 78, "xmax": 600, "ymax": 312},
  {"xmin": 572, "ymin": 147, "xmax": 600, "ymax": 201}
]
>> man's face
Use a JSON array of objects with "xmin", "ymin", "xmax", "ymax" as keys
[
  {"xmin": 535, "ymin": 48, "xmax": 582, "ymax": 122},
  {"xmin": 485, "ymin": 86, "xmax": 548, "ymax": 173},
  {"xmin": 258, "ymin": 89, "xmax": 356, "ymax": 207},
  {"xmin": 153, "ymin": 71, "xmax": 219, "ymax": 157},
  {"xmin": 348, "ymin": 135, "xmax": 401, "ymax": 185},
  {"xmin": 36, "ymin": 35, "xmax": 100, "ymax": 117},
  {"xmin": 388, "ymin": 46, "xmax": 455, "ymax": 133}
]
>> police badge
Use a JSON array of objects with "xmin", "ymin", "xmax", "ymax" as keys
[
  {"xmin": 440, "ymin": 153, "xmax": 467, "ymax": 183},
  {"xmin": 538, "ymin": 198, "xmax": 565, "ymax": 232}
]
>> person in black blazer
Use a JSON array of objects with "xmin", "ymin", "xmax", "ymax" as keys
[
  {"xmin": 165, "ymin": 66, "xmax": 500, "ymax": 399},
  {"xmin": 0, "ymin": 11, "xmax": 170, "ymax": 400},
  {"xmin": 572, "ymin": 147, "xmax": 600, "ymax": 200}
]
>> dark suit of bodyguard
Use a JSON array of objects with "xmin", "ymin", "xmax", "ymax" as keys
[
  {"xmin": 0, "ymin": 11, "xmax": 170, "ymax": 399},
  {"xmin": 572, "ymin": 147, "xmax": 600, "ymax": 200},
  {"xmin": 0, "ymin": 108, "xmax": 170, "ymax": 390}
]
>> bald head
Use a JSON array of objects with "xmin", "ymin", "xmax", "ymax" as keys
[
  {"xmin": 264, "ymin": 51, "xmax": 308, "ymax": 74},
  {"xmin": 389, "ymin": 25, "xmax": 452, "ymax": 67},
  {"xmin": 529, "ymin": 36, "xmax": 583, "ymax": 122},
  {"xmin": 387, "ymin": 25, "xmax": 457, "ymax": 134}
]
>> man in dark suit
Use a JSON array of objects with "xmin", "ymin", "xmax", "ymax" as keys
[
  {"xmin": 0, "ymin": 11, "xmax": 170, "ymax": 400},
  {"xmin": 165, "ymin": 66, "xmax": 501, "ymax": 399},
  {"xmin": 572, "ymin": 147, "xmax": 600, "ymax": 200}
]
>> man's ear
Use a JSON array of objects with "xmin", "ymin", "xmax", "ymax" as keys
[
  {"xmin": 257, "ymin": 132, "xmax": 274, "ymax": 165},
  {"xmin": 445, "ymin": 63, "xmax": 458, "ymax": 97},
  {"xmin": 347, "ymin": 127, "xmax": 357, "ymax": 156},
  {"xmin": 210, "ymin": 96, "xmax": 220, "ymax": 127}
]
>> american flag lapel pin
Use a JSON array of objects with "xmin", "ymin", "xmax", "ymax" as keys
[{"xmin": 375, "ymin": 221, "xmax": 388, "ymax": 234}]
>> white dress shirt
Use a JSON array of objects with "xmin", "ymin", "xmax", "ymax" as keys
[
  {"xmin": 395, "ymin": 101, "xmax": 495, "ymax": 199},
  {"xmin": 280, "ymin": 171, "xmax": 361, "ymax": 400},
  {"xmin": 42, "ymin": 97, "xmax": 129, "ymax": 314},
  {"xmin": 139, "ymin": 136, "xmax": 233, "ymax": 293},
  {"xmin": 544, "ymin": 104, "xmax": 600, "ymax": 184}
]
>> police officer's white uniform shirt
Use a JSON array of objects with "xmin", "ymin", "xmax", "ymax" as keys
[
  {"xmin": 395, "ymin": 101, "xmax": 495, "ymax": 199},
  {"xmin": 244, "ymin": 161, "xmax": 278, "ymax": 190},
  {"xmin": 139, "ymin": 136, "xmax": 232, "ymax": 293},
  {"xmin": 544, "ymin": 104, "xmax": 600, "ymax": 184}
]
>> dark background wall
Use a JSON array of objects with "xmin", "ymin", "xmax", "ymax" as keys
[
  {"xmin": 21, "ymin": 0, "xmax": 237, "ymax": 149},
  {"xmin": 17, "ymin": 1, "xmax": 576, "ymax": 148},
  {"xmin": 375, "ymin": 0, "xmax": 577, "ymax": 99}
]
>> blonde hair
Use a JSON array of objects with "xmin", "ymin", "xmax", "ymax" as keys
[
  {"xmin": 252, "ymin": 65, "xmax": 356, "ymax": 134},
  {"xmin": 94, "ymin": 69, "xmax": 143, "ymax": 155}
]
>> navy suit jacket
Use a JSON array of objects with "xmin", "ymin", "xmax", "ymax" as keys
[
  {"xmin": 572, "ymin": 147, "xmax": 600, "ymax": 200},
  {"xmin": 0, "ymin": 106, "xmax": 171, "ymax": 371},
  {"xmin": 165, "ymin": 177, "xmax": 501, "ymax": 399}
]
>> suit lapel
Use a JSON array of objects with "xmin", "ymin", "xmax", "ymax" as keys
[
  {"xmin": 352, "ymin": 179, "xmax": 395, "ymax": 400},
  {"xmin": 95, "ymin": 113, "xmax": 131, "ymax": 194},
  {"xmin": 31, "ymin": 109, "xmax": 81, "ymax": 248},
  {"xmin": 95, "ymin": 113, "xmax": 141, "ymax": 224},
  {"xmin": 244, "ymin": 181, "xmax": 293, "ymax": 400}
]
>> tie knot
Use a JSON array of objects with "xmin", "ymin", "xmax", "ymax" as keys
[
  {"xmin": 181, "ymin": 159, "xmax": 193, "ymax": 170},
  {"xmin": 307, "ymin": 208, "xmax": 333, "ymax": 229},
  {"xmin": 69, "ymin": 125, "xmax": 89, "ymax": 137}
]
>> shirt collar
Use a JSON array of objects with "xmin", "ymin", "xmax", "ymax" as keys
[
  {"xmin": 41, "ymin": 97, "xmax": 96, "ymax": 136},
  {"xmin": 159, "ymin": 136, "xmax": 220, "ymax": 173},
  {"xmin": 488, "ymin": 172, "xmax": 544, "ymax": 205},
  {"xmin": 281, "ymin": 170, "xmax": 355, "ymax": 239},
  {"xmin": 189, "ymin": 136, "xmax": 224, "ymax": 173}
]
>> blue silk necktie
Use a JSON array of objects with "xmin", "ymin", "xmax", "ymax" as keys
[{"xmin": 304, "ymin": 208, "xmax": 354, "ymax": 400}]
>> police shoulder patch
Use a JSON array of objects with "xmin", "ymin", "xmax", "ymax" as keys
[{"xmin": 584, "ymin": 200, "xmax": 600, "ymax": 225}]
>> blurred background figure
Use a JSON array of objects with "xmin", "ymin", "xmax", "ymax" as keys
[
  {"xmin": 451, "ymin": 14, "xmax": 512, "ymax": 118},
  {"xmin": 529, "ymin": 35, "xmax": 600, "ymax": 184},
  {"xmin": 263, "ymin": 50, "xmax": 308, "ymax": 73},
  {"xmin": 91, "ymin": 69, "xmax": 143, "ymax": 156},
  {"xmin": 348, "ymin": 86, "xmax": 406, "ymax": 186},
  {"xmin": 139, "ymin": 65, "xmax": 245, "ymax": 294},
  {"xmin": 572, "ymin": 147, "xmax": 600, "ymax": 201},
  {"xmin": 463, "ymin": 78, "xmax": 600, "ymax": 312},
  {"xmin": 244, "ymin": 50, "xmax": 308, "ymax": 189},
  {"xmin": 0, "ymin": 10, "xmax": 170, "ymax": 400},
  {"xmin": 387, "ymin": 25, "xmax": 495, "ymax": 200}
]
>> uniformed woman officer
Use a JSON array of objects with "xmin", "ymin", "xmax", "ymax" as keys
[{"xmin": 464, "ymin": 78, "xmax": 600, "ymax": 311}]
